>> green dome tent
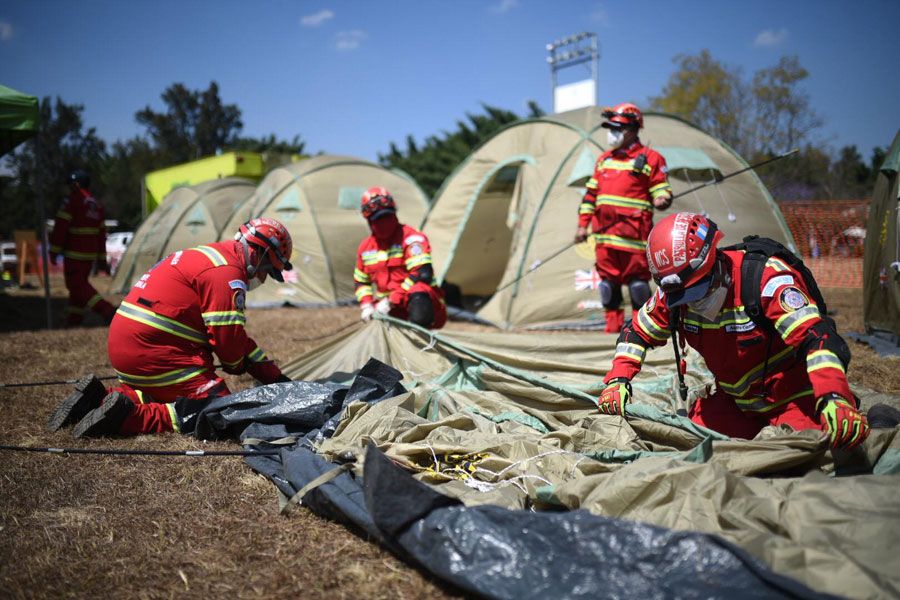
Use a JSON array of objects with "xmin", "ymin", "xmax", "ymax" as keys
[
  {"xmin": 109, "ymin": 177, "xmax": 255, "ymax": 293},
  {"xmin": 863, "ymin": 130, "xmax": 900, "ymax": 339},
  {"xmin": 423, "ymin": 107, "xmax": 795, "ymax": 329},
  {"xmin": 219, "ymin": 155, "xmax": 429, "ymax": 307}
]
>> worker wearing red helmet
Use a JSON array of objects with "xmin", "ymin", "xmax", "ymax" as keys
[
  {"xmin": 47, "ymin": 218, "xmax": 294, "ymax": 438},
  {"xmin": 354, "ymin": 187, "xmax": 447, "ymax": 329},
  {"xmin": 575, "ymin": 103, "xmax": 673, "ymax": 334},
  {"xmin": 597, "ymin": 212, "xmax": 869, "ymax": 450},
  {"xmin": 49, "ymin": 170, "xmax": 117, "ymax": 326}
]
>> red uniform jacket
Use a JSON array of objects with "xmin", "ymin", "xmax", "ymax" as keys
[
  {"xmin": 109, "ymin": 241, "xmax": 283, "ymax": 387},
  {"xmin": 605, "ymin": 250, "xmax": 852, "ymax": 413},
  {"xmin": 578, "ymin": 142, "xmax": 671, "ymax": 253},
  {"xmin": 353, "ymin": 224, "xmax": 439, "ymax": 306},
  {"xmin": 50, "ymin": 188, "xmax": 107, "ymax": 262}
]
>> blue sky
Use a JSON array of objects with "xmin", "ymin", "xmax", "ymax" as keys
[{"xmin": 2, "ymin": 0, "xmax": 898, "ymax": 164}]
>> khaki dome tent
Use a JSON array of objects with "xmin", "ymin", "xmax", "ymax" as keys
[
  {"xmin": 109, "ymin": 177, "xmax": 255, "ymax": 293},
  {"xmin": 220, "ymin": 155, "xmax": 429, "ymax": 307},
  {"xmin": 863, "ymin": 130, "xmax": 900, "ymax": 339},
  {"xmin": 424, "ymin": 107, "xmax": 795, "ymax": 328}
]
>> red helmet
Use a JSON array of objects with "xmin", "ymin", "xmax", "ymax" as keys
[
  {"xmin": 646, "ymin": 212, "xmax": 723, "ymax": 307},
  {"xmin": 360, "ymin": 186, "xmax": 397, "ymax": 220},
  {"xmin": 601, "ymin": 102, "xmax": 643, "ymax": 129},
  {"xmin": 236, "ymin": 217, "xmax": 293, "ymax": 281}
]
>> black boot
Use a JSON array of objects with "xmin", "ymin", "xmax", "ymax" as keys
[
  {"xmin": 47, "ymin": 375, "xmax": 106, "ymax": 432},
  {"xmin": 73, "ymin": 392, "xmax": 134, "ymax": 438}
]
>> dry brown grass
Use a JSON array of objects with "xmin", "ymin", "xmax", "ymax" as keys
[{"xmin": 0, "ymin": 277, "xmax": 896, "ymax": 599}]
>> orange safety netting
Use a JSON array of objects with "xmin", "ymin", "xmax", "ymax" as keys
[{"xmin": 777, "ymin": 200, "xmax": 869, "ymax": 289}]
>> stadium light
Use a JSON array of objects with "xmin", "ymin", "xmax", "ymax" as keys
[{"xmin": 546, "ymin": 32, "xmax": 599, "ymax": 113}]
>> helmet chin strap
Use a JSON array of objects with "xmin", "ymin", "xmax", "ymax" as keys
[{"xmin": 240, "ymin": 237, "xmax": 264, "ymax": 280}]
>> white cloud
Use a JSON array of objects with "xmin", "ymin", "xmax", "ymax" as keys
[
  {"xmin": 0, "ymin": 21, "xmax": 13, "ymax": 42},
  {"xmin": 335, "ymin": 30, "xmax": 366, "ymax": 51},
  {"xmin": 490, "ymin": 0, "xmax": 519, "ymax": 14},
  {"xmin": 301, "ymin": 9, "xmax": 334, "ymax": 27},
  {"xmin": 753, "ymin": 28, "xmax": 788, "ymax": 48},
  {"xmin": 590, "ymin": 4, "xmax": 609, "ymax": 26}
]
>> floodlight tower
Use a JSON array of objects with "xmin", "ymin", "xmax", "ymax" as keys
[{"xmin": 546, "ymin": 32, "xmax": 599, "ymax": 114}]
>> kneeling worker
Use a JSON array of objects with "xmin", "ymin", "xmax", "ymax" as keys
[
  {"xmin": 354, "ymin": 187, "xmax": 446, "ymax": 329},
  {"xmin": 48, "ymin": 218, "xmax": 294, "ymax": 437},
  {"xmin": 598, "ymin": 212, "xmax": 869, "ymax": 450}
]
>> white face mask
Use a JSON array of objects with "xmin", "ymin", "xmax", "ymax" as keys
[
  {"xmin": 687, "ymin": 285, "xmax": 727, "ymax": 321},
  {"xmin": 606, "ymin": 128, "xmax": 625, "ymax": 149}
]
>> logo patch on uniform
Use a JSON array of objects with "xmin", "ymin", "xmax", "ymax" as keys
[
  {"xmin": 762, "ymin": 274, "xmax": 794, "ymax": 297},
  {"xmin": 779, "ymin": 287, "xmax": 808, "ymax": 311},
  {"xmin": 233, "ymin": 289, "xmax": 246, "ymax": 311},
  {"xmin": 404, "ymin": 234, "xmax": 425, "ymax": 245},
  {"xmin": 229, "ymin": 279, "xmax": 248, "ymax": 291},
  {"xmin": 661, "ymin": 165, "xmax": 668, "ymax": 173},
  {"xmin": 683, "ymin": 322, "xmax": 699, "ymax": 334},
  {"xmin": 646, "ymin": 289, "xmax": 659, "ymax": 312},
  {"xmin": 725, "ymin": 322, "xmax": 756, "ymax": 333},
  {"xmin": 409, "ymin": 244, "xmax": 423, "ymax": 256}
]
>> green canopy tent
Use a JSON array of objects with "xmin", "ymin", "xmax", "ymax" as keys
[{"xmin": 0, "ymin": 84, "xmax": 52, "ymax": 328}]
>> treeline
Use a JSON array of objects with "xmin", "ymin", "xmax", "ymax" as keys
[{"xmin": 0, "ymin": 50, "xmax": 887, "ymax": 237}]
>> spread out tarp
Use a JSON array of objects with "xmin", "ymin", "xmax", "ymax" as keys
[
  {"xmin": 195, "ymin": 318, "xmax": 899, "ymax": 599},
  {"xmin": 0, "ymin": 84, "xmax": 39, "ymax": 156},
  {"xmin": 218, "ymin": 155, "xmax": 429, "ymax": 308},
  {"xmin": 423, "ymin": 107, "xmax": 796, "ymax": 328},
  {"xmin": 109, "ymin": 177, "xmax": 256, "ymax": 293},
  {"xmin": 862, "ymin": 130, "xmax": 900, "ymax": 344}
]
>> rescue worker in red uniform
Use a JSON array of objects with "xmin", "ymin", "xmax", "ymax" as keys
[
  {"xmin": 354, "ymin": 187, "xmax": 446, "ymax": 329},
  {"xmin": 597, "ymin": 212, "xmax": 869, "ymax": 450},
  {"xmin": 47, "ymin": 218, "xmax": 294, "ymax": 438},
  {"xmin": 575, "ymin": 103, "xmax": 673, "ymax": 334},
  {"xmin": 49, "ymin": 171, "xmax": 117, "ymax": 326}
]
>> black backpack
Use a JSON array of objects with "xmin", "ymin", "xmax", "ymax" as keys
[{"xmin": 723, "ymin": 235, "xmax": 850, "ymax": 368}]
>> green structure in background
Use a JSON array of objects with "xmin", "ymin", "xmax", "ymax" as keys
[
  {"xmin": 0, "ymin": 84, "xmax": 39, "ymax": 156},
  {"xmin": 143, "ymin": 151, "xmax": 267, "ymax": 216}
]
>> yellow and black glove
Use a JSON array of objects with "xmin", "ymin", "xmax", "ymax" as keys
[
  {"xmin": 597, "ymin": 378, "xmax": 631, "ymax": 416},
  {"xmin": 816, "ymin": 393, "xmax": 869, "ymax": 450}
]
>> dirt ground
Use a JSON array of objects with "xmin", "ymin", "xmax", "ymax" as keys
[{"xmin": 0, "ymin": 276, "xmax": 896, "ymax": 599}]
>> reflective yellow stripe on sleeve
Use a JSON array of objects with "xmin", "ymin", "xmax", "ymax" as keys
[{"xmin": 202, "ymin": 311, "xmax": 247, "ymax": 327}]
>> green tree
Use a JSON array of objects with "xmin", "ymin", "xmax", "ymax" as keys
[
  {"xmin": 3, "ymin": 97, "xmax": 107, "ymax": 236},
  {"xmin": 379, "ymin": 101, "xmax": 544, "ymax": 198},
  {"xmin": 135, "ymin": 81, "xmax": 243, "ymax": 163},
  {"xmin": 102, "ymin": 137, "xmax": 166, "ymax": 230}
]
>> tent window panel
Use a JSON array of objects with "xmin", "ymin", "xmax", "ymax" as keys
[
  {"xmin": 338, "ymin": 186, "xmax": 367, "ymax": 210},
  {"xmin": 275, "ymin": 189, "xmax": 303, "ymax": 221},
  {"xmin": 567, "ymin": 146, "xmax": 598, "ymax": 187},
  {"xmin": 185, "ymin": 205, "xmax": 207, "ymax": 227}
]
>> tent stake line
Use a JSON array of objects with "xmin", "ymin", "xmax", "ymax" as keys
[{"xmin": 0, "ymin": 444, "xmax": 279, "ymax": 457}]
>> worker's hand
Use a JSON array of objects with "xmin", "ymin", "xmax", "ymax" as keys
[
  {"xmin": 597, "ymin": 378, "xmax": 631, "ymax": 416},
  {"xmin": 817, "ymin": 394, "xmax": 869, "ymax": 450},
  {"xmin": 653, "ymin": 194, "xmax": 673, "ymax": 210},
  {"xmin": 574, "ymin": 227, "xmax": 589, "ymax": 244},
  {"xmin": 360, "ymin": 303, "xmax": 376, "ymax": 322},
  {"xmin": 375, "ymin": 297, "xmax": 392, "ymax": 315}
]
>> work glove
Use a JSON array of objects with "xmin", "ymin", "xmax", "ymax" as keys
[
  {"xmin": 574, "ymin": 226, "xmax": 589, "ymax": 244},
  {"xmin": 652, "ymin": 194, "xmax": 673, "ymax": 210},
  {"xmin": 375, "ymin": 297, "xmax": 392, "ymax": 315},
  {"xmin": 597, "ymin": 378, "xmax": 631, "ymax": 416},
  {"xmin": 816, "ymin": 393, "xmax": 870, "ymax": 450},
  {"xmin": 360, "ymin": 303, "xmax": 375, "ymax": 322}
]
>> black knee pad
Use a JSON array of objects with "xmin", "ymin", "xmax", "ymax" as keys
[
  {"xmin": 408, "ymin": 292, "xmax": 434, "ymax": 328},
  {"xmin": 628, "ymin": 279, "xmax": 651, "ymax": 309},
  {"xmin": 600, "ymin": 280, "xmax": 622, "ymax": 310}
]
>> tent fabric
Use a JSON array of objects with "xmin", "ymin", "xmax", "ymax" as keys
[
  {"xmin": 109, "ymin": 177, "xmax": 255, "ymax": 294},
  {"xmin": 863, "ymin": 130, "xmax": 900, "ymax": 337},
  {"xmin": 423, "ymin": 107, "xmax": 796, "ymax": 328},
  {"xmin": 0, "ymin": 84, "xmax": 39, "ymax": 157},
  {"xmin": 218, "ymin": 155, "xmax": 429, "ymax": 307},
  {"xmin": 271, "ymin": 318, "xmax": 900, "ymax": 599}
]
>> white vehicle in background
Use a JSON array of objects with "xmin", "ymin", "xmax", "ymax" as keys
[{"xmin": 106, "ymin": 231, "xmax": 134, "ymax": 275}]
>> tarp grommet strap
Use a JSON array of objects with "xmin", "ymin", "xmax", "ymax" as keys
[{"xmin": 279, "ymin": 463, "xmax": 354, "ymax": 514}]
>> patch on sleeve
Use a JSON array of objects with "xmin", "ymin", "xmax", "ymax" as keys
[
  {"xmin": 229, "ymin": 279, "xmax": 248, "ymax": 291},
  {"xmin": 233, "ymin": 289, "xmax": 246, "ymax": 311},
  {"xmin": 660, "ymin": 165, "xmax": 668, "ymax": 174},
  {"xmin": 762, "ymin": 274, "xmax": 795, "ymax": 297},
  {"xmin": 408, "ymin": 243, "xmax": 423, "ymax": 256},
  {"xmin": 779, "ymin": 287, "xmax": 808, "ymax": 312},
  {"xmin": 404, "ymin": 234, "xmax": 425, "ymax": 245},
  {"xmin": 646, "ymin": 289, "xmax": 659, "ymax": 312}
]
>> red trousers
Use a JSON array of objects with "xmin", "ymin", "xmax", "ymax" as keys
[
  {"xmin": 689, "ymin": 388, "xmax": 822, "ymax": 439},
  {"xmin": 390, "ymin": 282, "xmax": 447, "ymax": 329},
  {"xmin": 108, "ymin": 374, "xmax": 230, "ymax": 435},
  {"xmin": 594, "ymin": 245, "xmax": 650, "ymax": 285},
  {"xmin": 64, "ymin": 259, "xmax": 115, "ymax": 326}
]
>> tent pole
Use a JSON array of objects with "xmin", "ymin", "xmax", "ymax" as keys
[{"xmin": 35, "ymin": 135, "xmax": 53, "ymax": 329}]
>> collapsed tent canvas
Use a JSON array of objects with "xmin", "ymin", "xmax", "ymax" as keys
[
  {"xmin": 109, "ymin": 177, "xmax": 256, "ymax": 293},
  {"xmin": 863, "ymin": 130, "xmax": 900, "ymax": 343},
  {"xmin": 423, "ymin": 107, "xmax": 796, "ymax": 328},
  {"xmin": 218, "ymin": 155, "xmax": 430, "ymax": 307}
]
